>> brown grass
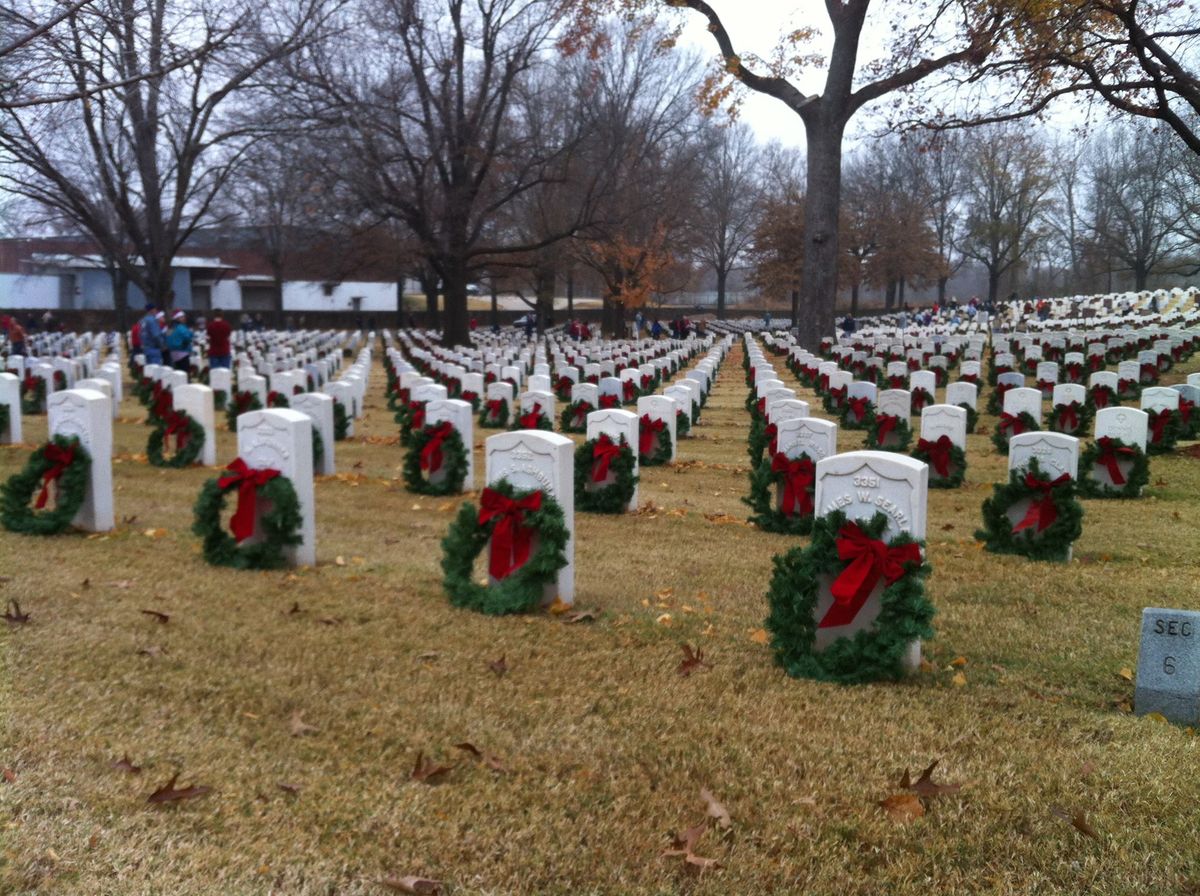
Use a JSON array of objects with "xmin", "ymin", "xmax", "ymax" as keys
[{"xmin": 2, "ymin": 344, "xmax": 1200, "ymax": 895}]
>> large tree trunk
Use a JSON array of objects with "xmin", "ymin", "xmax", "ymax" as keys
[
  {"xmin": 1134, "ymin": 262, "xmax": 1148, "ymax": 290},
  {"xmin": 937, "ymin": 275, "xmax": 949, "ymax": 304},
  {"xmin": 441, "ymin": 255, "xmax": 470, "ymax": 347},
  {"xmin": 419, "ymin": 269, "xmax": 439, "ymax": 328},
  {"xmin": 110, "ymin": 268, "xmax": 130, "ymax": 333},
  {"xmin": 535, "ymin": 264, "xmax": 555, "ymax": 337},
  {"xmin": 716, "ymin": 267, "xmax": 728, "ymax": 320},
  {"xmin": 850, "ymin": 282, "xmax": 859, "ymax": 315},
  {"xmin": 799, "ymin": 122, "xmax": 844, "ymax": 350},
  {"xmin": 566, "ymin": 269, "xmax": 574, "ymax": 317},
  {"xmin": 987, "ymin": 269, "xmax": 1001, "ymax": 305}
]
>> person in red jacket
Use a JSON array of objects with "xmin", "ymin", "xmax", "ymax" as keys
[{"xmin": 206, "ymin": 309, "xmax": 232, "ymax": 368}]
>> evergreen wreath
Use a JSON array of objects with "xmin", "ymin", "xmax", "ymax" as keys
[
  {"xmin": 1117, "ymin": 377, "xmax": 1141, "ymax": 401},
  {"xmin": 147, "ymin": 409, "xmax": 205, "ymax": 468},
  {"xmin": 747, "ymin": 415, "xmax": 776, "ymax": 468},
  {"xmin": 992, "ymin": 411, "xmax": 1040, "ymax": 453},
  {"xmin": 1078, "ymin": 436, "xmax": 1149, "ymax": 499},
  {"xmin": 460, "ymin": 390, "xmax": 481, "ymax": 412},
  {"xmin": 638, "ymin": 414, "xmax": 673, "ymax": 466},
  {"xmin": 744, "ymin": 450, "xmax": 817, "ymax": 536},
  {"xmin": 267, "ymin": 390, "xmax": 290, "ymax": 408},
  {"xmin": 841, "ymin": 396, "xmax": 875, "ymax": 431},
  {"xmin": 0, "ymin": 403, "xmax": 7, "ymax": 437},
  {"xmin": 53, "ymin": 370, "xmax": 67, "ymax": 391},
  {"xmin": 910, "ymin": 386, "xmax": 934, "ymax": 415},
  {"xmin": 1048, "ymin": 400, "xmax": 1091, "ymax": 436},
  {"xmin": 865, "ymin": 413, "xmax": 912, "ymax": 452},
  {"xmin": 146, "ymin": 383, "xmax": 174, "ymax": 425},
  {"xmin": 213, "ymin": 388, "xmax": 228, "ymax": 411},
  {"xmin": 1178, "ymin": 399, "xmax": 1198, "ymax": 440},
  {"xmin": 911, "ymin": 435, "xmax": 966, "ymax": 489},
  {"xmin": 1145, "ymin": 408, "xmax": 1181, "ymax": 455},
  {"xmin": 403, "ymin": 421, "xmax": 469, "ymax": 496},
  {"xmin": 398, "ymin": 400, "xmax": 426, "ymax": 446},
  {"xmin": 1088, "ymin": 384, "xmax": 1118, "ymax": 410},
  {"xmin": 957, "ymin": 402, "xmax": 979, "ymax": 434},
  {"xmin": 986, "ymin": 383, "xmax": 1015, "ymax": 416},
  {"xmin": 478, "ymin": 398, "xmax": 509, "ymax": 429},
  {"xmin": 559, "ymin": 399, "xmax": 594, "ymax": 434},
  {"xmin": 226, "ymin": 390, "xmax": 263, "ymax": 432},
  {"xmin": 133, "ymin": 376, "xmax": 155, "ymax": 406},
  {"xmin": 763, "ymin": 510, "xmax": 932, "ymax": 684},
  {"xmin": 1, "ymin": 435, "xmax": 91, "ymax": 535},
  {"xmin": 676, "ymin": 408, "xmax": 691, "ymax": 437},
  {"xmin": 574, "ymin": 434, "xmax": 637, "ymax": 513},
  {"xmin": 333, "ymin": 400, "xmax": 350, "ymax": 440},
  {"xmin": 975, "ymin": 458, "xmax": 1083, "ymax": 562},
  {"xmin": 510, "ymin": 403, "xmax": 553, "ymax": 431},
  {"xmin": 440, "ymin": 479, "xmax": 569, "ymax": 615},
  {"xmin": 312, "ymin": 426, "xmax": 325, "ymax": 468},
  {"xmin": 20, "ymin": 375, "xmax": 45, "ymax": 415},
  {"xmin": 554, "ymin": 376, "xmax": 574, "ymax": 402},
  {"xmin": 192, "ymin": 460, "xmax": 303, "ymax": 570},
  {"xmin": 821, "ymin": 386, "xmax": 848, "ymax": 415}
]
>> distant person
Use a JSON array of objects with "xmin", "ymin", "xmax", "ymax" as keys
[
  {"xmin": 524, "ymin": 316, "xmax": 534, "ymax": 339},
  {"xmin": 139, "ymin": 303, "xmax": 166, "ymax": 364},
  {"xmin": 651, "ymin": 319, "xmax": 663, "ymax": 339},
  {"xmin": 2, "ymin": 314, "xmax": 26, "ymax": 356},
  {"xmin": 841, "ymin": 315, "xmax": 856, "ymax": 335},
  {"xmin": 166, "ymin": 311, "xmax": 193, "ymax": 374},
  {"xmin": 764, "ymin": 310, "xmax": 772, "ymax": 329},
  {"xmin": 206, "ymin": 309, "xmax": 232, "ymax": 368}
]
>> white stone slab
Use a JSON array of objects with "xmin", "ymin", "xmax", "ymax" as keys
[
  {"xmin": 291, "ymin": 392, "xmax": 336, "ymax": 475},
  {"xmin": 945, "ymin": 381, "xmax": 977, "ymax": 409},
  {"xmin": 0, "ymin": 372, "xmax": 21, "ymax": 444},
  {"xmin": 1008, "ymin": 432, "xmax": 1079, "ymax": 480},
  {"xmin": 237, "ymin": 409, "xmax": 315, "ymax": 566},
  {"xmin": 920, "ymin": 404, "xmax": 967, "ymax": 450},
  {"xmin": 586, "ymin": 408, "xmax": 639, "ymax": 511},
  {"xmin": 171, "ymin": 384, "xmax": 217, "ymax": 466},
  {"xmin": 637, "ymin": 395, "xmax": 677, "ymax": 462},
  {"xmin": 425, "ymin": 398, "xmax": 475, "ymax": 492},
  {"xmin": 48, "ymin": 388, "xmax": 114, "ymax": 532},
  {"xmin": 1003, "ymin": 387, "xmax": 1043, "ymax": 424},
  {"xmin": 774, "ymin": 417, "xmax": 837, "ymax": 463}
]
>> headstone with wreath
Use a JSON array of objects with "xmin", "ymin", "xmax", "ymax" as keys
[
  {"xmin": 1050, "ymin": 383, "xmax": 1089, "ymax": 435},
  {"xmin": 915, "ymin": 405, "xmax": 967, "ymax": 488},
  {"xmin": 324, "ymin": 381, "xmax": 356, "ymax": 437},
  {"xmin": 237, "ymin": 409, "xmax": 315, "ymax": 566},
  {"xmin": 579, "ymin": 408, "xmax": 639, "ymax": 512},
  {"xmin": 637, "ymin": 395, "xmax": 677, "ymax": 463},
  {"xmin": 170, "ymin": 384, "xmax": 216, "ymax": 467},
  {"xmin": 1080, "ymin": 406, "xmax": 1149, "ymax": 498},
  {"xmin": 292, "ymin": 392, "xmax": 336, "ymax": 476},
  {"xmin": 1141, "ymin": 386, "xmax": 1182, "ymax": 454},
  {"xmin": 0, "ymin": 373, "xmax": 21, "ymax": 444},
  {"xmin": 49, "ymin": 388, "xmax": 114, "ymax": 532}
]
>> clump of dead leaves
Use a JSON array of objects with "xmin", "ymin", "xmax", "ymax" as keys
[{"xmin": 878, "ymin": 759, "xmax": 962, "ymax": 823}]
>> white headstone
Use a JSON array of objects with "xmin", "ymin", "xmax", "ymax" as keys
[
  {"xmin": 1003, "ymin": 387, "xmax": 1043, "ymax": 424},
  {"xmin": 637, "ymin": 395, "xmax": 678, "ymax": 462},
  {"xmin": 0, "ymin": 372, "xmax": 21, "ymax": 444},
  {"xmin": 1008, "ymin": 432, "xmax": 1079, "ymax": 480},
  {"xmin": 48, "ymin": 388, "xmax": 114, "ymax": 532},
  {"xmin": 920, "ymin": 404, "xmax": 967, "ymax": 450},
  {"xmin": 425, "ymin": 398, "xmax": 475, "ymax": 493},
  {"xmin": 291, "ymin": 392, "xmax": 336, "ymax": 475},
  {"xmin": 237, "ymin": 409, "xmax": 315, "ymax": 566},
  {"xmin": 775, "ymin": 417, "xmax": 837, "ymax": 462},
  {"xmin": 586, "ymin": 408, "xmax": 639, "ymax": 511},
  {"xmin": 171, "ymin": 384, "xmax": 217, "ymax": 466},
  {"xmin": 945, "ymin": 381, "xmax": 977, "ymax": 409}
]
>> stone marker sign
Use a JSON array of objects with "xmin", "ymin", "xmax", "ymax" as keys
[{"xmin": 1136, "ymin": 608, "xmax": 1200, "ymax": 724}]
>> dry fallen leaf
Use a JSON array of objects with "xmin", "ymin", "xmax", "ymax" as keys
[
  {"xmin": 700, "ymin": 788, "xmax": 731, "ymax": 829},
  {"xmin": 488, "ymin": 655, "xmax": 508, "ymax": 677},
  {"xmin": 143, "ymin": 528, "xmax": 168, "ymax": 539},
  {"xmin": 662, "ymin": 823, "xmax": 721, "ymax": 872},
  {"xmin": 146, "ymin": 773, "xmax": 212, "ymax": 804},
  {"xmin": 1051, "ymin": 806, "xmax": 1100, "ymax": 841},
  {"xmin": 136, "ymin": 645, "xmax": 165, "ymax": 658},
  {"xmin": 140, "ymin": 609, "xmax": 169, "ymax": 624},
  {"xmin": 547, "ymin": 596, "xmax": 571, "ymax": 615},
  {"xmin": 879, "ymin": 792, "xmax": 925, "ymax": 823},
  {"xmin": 381, "ymin": 876, "xmax": 443, "ymax": 894},
  {"xmin": 111, "ymin": 754, "xmax": 142, "ymax": 774},
  {"xmin": 277, "ymin": 782, "xmax": 302, "ymax": 795},
  {"xmin": 453, "ymin": 742, "xmax": 507, "ymax": 773},
  {"xmin": 749, "ymin": 628, "xmax": 770, "ymax": 645},
  {"xmin": 416, "ymin": 651, "xmax": 439, "ymax": 662},
  {"xmin": 901, "ymin": 760, "xmax": 962, "ymax": 798},
  {"xmin": 3, "ymin": 599, "xmax": 30, "ymax": 625},
  {"xmin": 950, "ymin": 656, "xmax": 968, "ymax": 667},
  {"xmin": 677, "ymin": 644, "xmax": 711, "ymax": 677},
  {"xmin": 410, "ymin": 752, "xmax": 454, "ymax": 784},
  {"xmin": 951, "ymin": 671, "xmax": 967, "ymax": 687},
  {"xmin": 565, "ymin": 607, "xmax": 599, "ymax": 624},
  {"xmin": 289, "ymin": 712, "xmax": 319, "ymax": 737},
  {"xmin": 1117, "ymin": 667, "xmax": 1134, "ymax": 682}
]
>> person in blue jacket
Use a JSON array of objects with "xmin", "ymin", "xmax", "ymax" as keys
[
  {"xmin": 139, "ymin": 303, "xmax": 166, "ymax": 364},
  {"xmin": 166, "ymin": 311, "xmax": 193, "ymax": 374}
]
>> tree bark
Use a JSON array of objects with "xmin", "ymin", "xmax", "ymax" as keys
[
  {"xmin": 798, "ymin": 121, "xmax": 844, "ymax": 350},
  {"xmin": 716, "ymin": 267, "xmax": 727, "ymax": 320},
  {"xmin": 441, "ymin": 255, "xmax": 469, "ymax": 346}
]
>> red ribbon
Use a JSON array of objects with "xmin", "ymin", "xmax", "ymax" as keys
[
  {"xmin": 1148, "ymin": 409, "xmax": 1173, "ymax": 444},
  {"xmin": 1141, "ymin": 363, "xmax": 1158, "ymax": 382},
  {"xmin": 1055, "ymin": 402, "xmax": 1079, "ymax": 430},
  {"xmin": 820, "ymin": 523, "xmax": 921, "ymax": 628},
  {"xmin": 1012, "ymin": 472, "xmax": 1071, "ymax": 534},
  {"xmin": 622, "ymin": 380, "xmax": 636, "ymax": 401},
  {"xmin": 771, "ymin": 452, "xmax": 814, "ymax": 518},
  {"xmin": 639, "ymin": 414, "xmax": 665, "ymax": 456},
  {"xmin": 519, "ymin": 403, "xmax": 543, "ymax": 429},
  {"xmin": 217, "ymin": 458, "xmax": 281, "ymax": 543},
  {"xmin": 1091, "ymin": 387, "xmax": 1111, "ymax": 408},
  {"xmin": 999, "ymin": 412, "xmax": 1026, "ymax": 436},
  {"xmin": 640, "ymin": 374, "xmax": 653, "ymax": 390},
  {"xmin": 599, "ymin": 394, "xmax": 619, "ymax": 409},
  {"xmin": 35, "ymin": 443, "xmax": 75, "ymax": 509},
  {"xmin": 756, "ymin": 397, "xmax": 767, "ymax": 416},
  {"xmin": 152, "ymin": 385, "xmax": 172, "ymax": 420},
  {"xmin": 1095, "ymin": 436, "xmax": 1134, "ymax": 486},
  {"xmin": 419, "ymin": 421, "xmax": 454, "ymax": 473},
  {"xmin": 165, "ymin": 411, "xmax": 192, "ymax": 453},
  {"xmin": 1118, "ymin": 377, "xmax": 1136, "ymax": 394},
  {"xmin": 591, "ymin": 433, "xmax": 621, "ymax": 482},
  {"xmin": 486, "ymin": 398, "xmax": 505, "ymax": 420},
  {"xmin": 478, "ymin": 488, "xmax": 542, "ymax": 579},
  {"xmin": 461, "ymin": 390, "xmax": 478, "ymax": 404},
  {"xmin": 917, "ymin": 435, "xmax": 954, "ymax": 477},
  {"xmin": 876, "ymin": 413, "xmax": 899, "ymax": 444},
  {"xmin": 408, "ymin": 401, "xmax": 425, "ymax": 430},
  {"xmin": 911, "ymin": 388, "xmax": 928, "ymax": 410},
  {"xmin": 848, "ymin": 396, "xmax": 871, "ymax": 421},
  {"xmin": 764, "ymin": 422, "xmax": 778, "ymax": 457},
  {"xmin": 1179, "ymin": 400, "xmax": 1194, "ymax": 425}
]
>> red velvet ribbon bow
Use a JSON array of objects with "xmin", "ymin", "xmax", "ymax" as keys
[
  {"xmin": 420, "ymin": 421, "xmax": 454, "ymax": 473},
  {"xmin": 1055, "ymin": 402, "xmax": 1079, "ymax": 430},
  {"xmin": 999, "ymin": 412, "xmax": 1026, "ymax": 436},
  {"xmin": 818, "ymin": 373, "xmax": 830, "ymax": 392},
  {"xmin": 1148, "ymin": 409, "xmax": 1173, "ymax": 444},
  {"xmin": 591, "ymin": 433, "xmax": 621, "ymax": 482},
  {"xmin": 771, "ymin": 452, "xmax": 814, "ymax": 518},
  {"xmin": 555, "ymin": 377, "xmax": 572, "ymax": 395},
  {"xmin": 461, "ymin": 390, "xmax": 478, "ymax": 404},
  {"xmin": 756, "ymin": 397, "xmax": 767, "ymax": 416},
  {"xmin": 217, "ymin": 458, "xmax": 281, "ymax": 543},
  {"xmin": 764, "ymin": 422, "xmax": 778, "ymax": 457},
  {"xmin": 1091, "ymin": 387, "xmax": 1111, "ymax": 408},
  {"xmin": 152, "ymin": 385, "xmax": 172, "ymax": 420},
  {"xmin": 486, "ymin": 398, "xmax": 505, "ymax": 419},
  {"xmin": 165, "ymin": 410, "xmax": 192, "ymax": 452},
  {"xmin": 876, "ymin": 413, "xmax": 899, "ymax": 443},
  {"xmin": 1012, "ymin": 472, "xmax": 1071, "ymax": 534},
  {"xmin": 1118, "ymin": 378, "xmax": 1135, "ymax": 394},
  {"xmin": 1179, "ymin": 400, "xmax": 1194, "ymax": 425},
  {"xmin": 830, "ymin": 386, "xmax": 847, "ymax": 406},
  {"xmin": 820, "ymin": 523, "xmax": 921, "ymax": 628},
  {"xmin": 639, "ymin": 414, "xmax": 665, "ymax": 456},
  {"xmin": 408, "ymin": 401, "xmax": 425, "ymax": 430},
  {"xmin": 640, "ymin": 374, "xmax": 653, "ymax": 390},
  {"xmin": 478, "ymin": 487, "xmax": 542, "ymax": 580},
  {"xmin": 35, "ymin": 443, "xmax": 76, "ymax": 509},
  {"xmin": 1141, "ymin": 363, "xmax": 1158, "ymax": 381},
  {"xmin": 848, "ymin": 396, "xmax": 871, "ymax": 421},
  {"xmin": 1095, "ymin": 436, "xmax": 1134, "ymax": 486},
  {"xmin": 599, "ymin": 394, "xmax": 619, "ymax": 409},
  {"xmin": 622, "ymin": 380, "xmax": 636, "ymax": 401},
  {"xmin": 917, "ymin": 435, "xmax": 954, "ymax": 477},
  {"xmin": 519, "ymin": 403, "xmax": 543, "ymax": 429}
]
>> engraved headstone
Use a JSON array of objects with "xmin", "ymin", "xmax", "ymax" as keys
[
  {"xmin": 1136, "ymin": 608, "xmax": 1200, "ymax": 724},
  {"xmin": 586, "ymin": 408, "xmax": 639, "ymax": 511},
  {"xmin": 48, "ymin": 388, "xmax": 114, "ymax": 532},
  {"xmin": 172, "ymin": 384, "xmax": 217, "ymax": 466},
  {"xmin": 636, "ymin": 395, "xmax": 677, "ymax": 462},
  {"xmin": 425, "ymin": 398, "xmax": 475, "ymax": 492},
  {"xmin": 237, "ymin": 409, "xmax": 315, "ymax": 566},
  {"xmin": 0, "ymin": 372, "xmax": 21, "ymax": 444},
  {"xmin": 1008, "ymin": 432, "xmax": 1079, "ymax": 481},
  {"xmin": 775, "ymin": 417, "xmax": 837, "ymax": 462},
  {"xmin": 291, "ymin": 392, "xmax": 336, "ymax": 475}
]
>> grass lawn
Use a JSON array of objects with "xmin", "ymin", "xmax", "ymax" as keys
[{"xmin": 2, "ymin": 342, "xmax": 1200, "ymax": 894}]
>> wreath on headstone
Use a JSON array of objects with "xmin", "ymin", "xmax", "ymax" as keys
[
  {"xmin": 865, "ymin": 413, "xmax": 912, "ymax": 452},
  {"xmin": 509, "ymin": 403, "xmax": 553, "ymax": 431},
  {"xmin": 312, "ymin": 426, "xmax": 325, "ymax": 469},
  {"xmin": 267, "ymin": 390, "xmax": 290, "ymax": 409},
  {"xmin": 1146, "ymin": 408, "xmax": 1181, "ymax": 455},
  {"xmin": 1178, "ymin": 399, "xmax": 1197, "ymax": 440},
  {"xmin": 147, "ymin": 409, "xmax": 205, "ymax": 468},
  {"xmin": 212, "ymin": 388, "xmax": 228, "ymax": 411},
  {"xmin": 398, "ymin": 400, "xmax": 425, "ymax": 446},
  {"xmin": 975, "ymin": 458, "xmax": 1083, "ymax": 562},
  {"xmin": 911, "ymin": 435, "xmax": 966, "ymax": 489},
  {"xmin": 440, "ymin": 479, "xmax": 569, "ymax": 615},
  {"xmin": 744, "ymin": 451, "xmax": 817, "ymax": 535},
  {"xmin": 986, "ymin": 383, "xmax": 1014, "ymax": 417},
  {"xmin": 763, "ymin": 510, "xmax": 932, "ymax": 684},
  {"xmin": 1, "ymin": 435, "xmax": 91, "ymax": 535},
  {"xmin": 821, "ymin": 386, "xmax": 847, "ymax": 415},
  {"xmin": 991, "ymin": 411, "xmax": 1040, "ymax": 453},
  {"xmin": 460, "ymin": 390, "xmax": 481, "ymax": 412},
  {"xmin": 554, "ymin": 376, "xmax": 574, "ymax": 402},
  {"xmin": 0, "ymin": 403, "xmax": 8, "ymax": 438},
  {"xmin": 226, "ymin": 390, "xmax": 262, "ymax": 432},
  {"xmin": 638, "ymin": 415, "xmax": 673, "ymax": 466},
  {"xmin": 1048, "ymin": 400, "xmax": 1091, "ymax": 436},
  {"xmin": 840, "ymin": 396, "xmax": 875, "ymax": 431},
  {"xmin": 1077, "ymin": 436, "xmax": 1149, "ymax": 499},
  {"xmin": 746, "ymin": 416, "xmax": 776, "ymax": 468},
  {"xmin": 676, "ymin": 408, "xmax": 691, "ymax": 437},
  {"xmin": 574, "ymin": 433, "xmax": 637, "ymax": 514},
  {"xmin": 957, "ymin": 402, "xmax": 979, "ymax": 434},
  {"xmin": 333, "ymin": 400, "xmax": 350, "ymax": 440},
  {"xmin": 910, "ymin": 387, "xmax": 934, "ymax": 415},
  {"xmin": 52, "ymin": 370, "xmax": 67, "ymax": 391},
  {"xmin": 403, "ymin": 421, "xmax": 469, "ymax": 496},
  {"xmin": 1117, "ymin": 377, "xmax": 1141, "ymax": 402},
  {"xmin": 20, "ymin": 375, "xmax": 45, "ymax": 415},
  {"xmin": 478, "ymin": 397, "xmax": 509, "ymax": 430},
  {"xmin": 559, "ymin": 399, "xmax": 593, "ymax": 433},
  {"xmin": 1088, "ymin": 384, "xmax": 1118, "ymax": 410},
  {"xmin": 192, "ymin": 458, "xmax": 303, "ymax": 569}
]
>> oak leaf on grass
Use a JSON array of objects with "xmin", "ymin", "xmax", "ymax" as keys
[
  {"xmin": 677, "ymin": 644, "xmax": 711, "ymax": 677},
  {"xmin": 662, "ymin": 823, "xmax": 721, "ymax": 872},
  {"xmin": 147, "ymin": 773, "xmax": 212, "ymax": 804},
  {"xmin": 411, "ymin": 752, "xmax": 454, "ymax": 784},
  {"xmin": 900, "ymin": 760, "xmax": 962, "ymax": 798}
]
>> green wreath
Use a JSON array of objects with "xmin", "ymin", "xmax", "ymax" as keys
[
  {"xmin": 312, "ymin": 426, "xmax": 325, "ymax": 468},
  {"xmin": 212, "ymin": 388, "xmax": 228, "ymax": 411},
  {"xmin": 821, "ymin": 388, "xmax": 847, "ymax": 416},
  {"xmin": 911, "ymin": 436, "xmax": 967, "ymax": 489},
  {"xmin": 133, "ymin": 376, "xmax": 155, "ymax": 406},
  {"xmin": 225, "ymin": 390, "xmax": 263, "ymax": 432},
  {"xmin": 638, "ymin": 417, "xmax": 673, "ymax": 467},
  {"xmin": 403, "ymin": 422, "xmax": 469, "ymax": 496},
  {"xmin": 147, "ymin": 410, "xmax": 205, "ymax": 468},
  {"xmin": 1, "ymin": 435, "xmax": 91, "ymax": 535},
  {"xmin": 20, "ymin": 375, "xmax": 45, "ymax": 415},
  {"xmin": 52, "ymin": 370, "xmax": 67, "ymax": 391},
  {"xmin": 509, "ymin": 405, "xmax": 553, "ymax": 432},
  {"xmin": 1087, "ymin": 384, "xmax": 1118, "ymax": 411},
  {"xmin": 910, "ymin": 387, "xmax": 934, "ymax": 415},
  {"xmin": 1048, "ymin": 400, "xmax": 1091, "ymax": 436},
  {"xmin": 192, "ymin": 469, "xmax": 303, "ymax": 570},
  {"xmin": 986, "ymin": 384, "xmax": 1016, "ymax": 417},
  {"xmin": 267, "ymin": 390, "xmax": 290, "ymax": 409},
  {"xmin": 865, "ymin": 414, "xmax": 912, "ymax": 452},
  {"xmin": 763, "ymin": 510, "xmax": 933, "ymax": 684},
  {"xmin": 744, "ymin": 451, "xmax": 817, "ymax": 536},
  {"xmin": 841, "ymin": 397, "xmax": 876, "ymax": 431},
  {"xmin": 1146, "ymin": 408, "xmax": 1181, "ymax": 456},
  {"xmin": 676, "ymin": 408, "xmax": 691, "ymax": 437},
  {"xmin": 746, "ymin": 415, "xmax": 776, "ymax": 468},
  {"xmin": 991, "ymin": 411, "xmax": 1040, "ymax": 453},
  {"xmin": 574, "ymin": 435, "xmax": 638, "ymax": 513},
  {"xmin": 0, "ymin": 403, "xmax": 8, "ymax": 438},
  {"xmin": 333, "ymin": 400, "xmax": 350, "ymax": 441},
  {"xmin": 957, "ymin": 402, "xmax": 979, "ymax": 434},
  {"xmin": 560, "ymin": 399, "xmax": 593, "ymax": 434},
  {"xmin": 975, "ymin": 458, "xmax": 1083, "ymax": 562},
  {"xmin": 1078, "ymin": 437, "xmax": 1149, "ymax": 499},
  {"xmin": 478, "ymin": 398, "xmax": 509, "ymax": 430},
  {"xmin": 460, "ymin": 390, "xmax": 481, "ymax": 412},
  {"xmin": 440, "ymin": 479, "xmax": 569, "ymax": 615}
]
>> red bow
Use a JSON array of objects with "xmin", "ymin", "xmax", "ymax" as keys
[
  {"xmin": 829, "ymin": 386, "xmax": 847, "ymax": 406},
  {"xmin": 152, "ymin": 385, "xmax": 172, "ymax": 420},
  {"xmin": 639, "ymin": 414, "xmax": 666, "ymax": 456},
  {"xmin": 917, "ymin": 434, "xmax": 954, "ymax": 477},
  {"xmin": 622, "ymin": 380, "xmax": 636, "ymax": 401},
  {"xmin": 1148, "ymin": 408, "xmax": 1173, "ymax": 444},
  {"xmin": 764, "ymin": 422, "xmax": 778, "ymax": 457},
  {"xmin": 165, "ymin": 410, "xmax": 192, "ymax": 453},
  {"xmin": 1141, "ymin": 363, "xmax": 1158, "ymax": 381},
  {"xmin": 640, "ymin": 374, "xmax": 653, "ymax": 390},
  {"xmin": 911, "ymin": 388, "xmax": 928, "ymax": 410},
  {"xmin": 876, "ymin": 413, "xmax": 899, "ymax": 444},
  {"xmin": 555, "ymin": 377, "xmax": 572, "ymax": 395},
  {"xmin": 599, "ymin": 394, "xmax": 619, "ymax": 409},
  {"xmin": 1091, "ymin": 387, "xmax": 1110, "ymax": 408},
  {"xmin": 1179, "ymin": 399, "xmax": 1194, "ymax": 425},
  {"xmin": 408, "ymin": 401, "xmax": 425, "ymax": 430},
  {"xmin": 519, "ymin": 403, "xmax": 543, "ymax": 429},
  {"xmin": 35, "ymin": 442, "xmax": 76, "ymax": 509},
  {"xmin": 848, "ymin": 396, "xmax": 871, "ymax": 421},
  {"xmin": 461, "ymin": 390, "xmax": 478, "ymax": 404},
  {"xmin": 1012, "ymin": 472, "xmax": 1071, "ymax": 534},
  {"xmin": 771, "ymin": 452, "xmax": 815, "ymax": 518},
  {"xmin": 1118, "ymin": 378, "xmax": 1136, "ymax": 394},
  {"xmin": 217, "ymin": 458, "xmax": 281, "ymax": 543},
  {"xmin": 420, "ymin": 421, "xmax": 455, "ymax": 473},
  {"xmin": 820, "ymin": 523, "xmax": 921, "ymax": 628},
  {"xmin": 999, "ymin": 412, "xmax": 1026, "ymax": 436},
  {"xmin": 591, "ymin": 433, "xmax": 621, "ymax": 482},
  {"xmin": 818, "ymin": 374, "xmax": 830, "ymax": 392},
  {"xmin": 1095, "ymin": 436, "xmax": 1134, "ymax": 486},
  {"xmin": 889, "ymin": 375, "xmax": 905, "ymax": 388},
  {"xmin": 486, "ymin": 398, "xmax": 505, "ymax": 419},
  {"xmin": 478, "ymin": 488, "xmax": 542, "ymax": 580},
  {"xmin": 1055, "ymin": 402, "xmax": 1079, "ymax": 430}
]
